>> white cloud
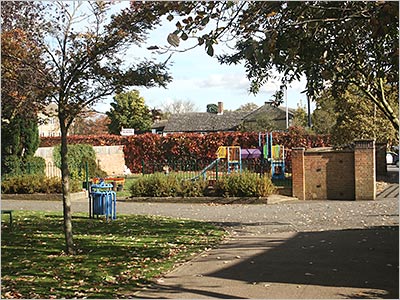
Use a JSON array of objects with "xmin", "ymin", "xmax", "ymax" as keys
[{"xmin": 198, "ymin": 73, "xmax": 249, "ymax": 90}]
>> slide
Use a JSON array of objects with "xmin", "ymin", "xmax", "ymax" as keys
[{"xmin": 190, "ymin": 158, "xmax": 220, "ymax": 181}]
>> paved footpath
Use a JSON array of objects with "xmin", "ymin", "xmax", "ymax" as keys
[{"xmin": 2, "ymin": 189, "xmax": 399, "ymax": 299}]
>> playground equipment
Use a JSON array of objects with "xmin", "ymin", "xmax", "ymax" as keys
[
  {"xmin": 190, "ymin": 132, "xmax": 285, "ymax": 181},
  {"xmin": 259, "ymin": 132, "xmax": 285, "ymax": 179},
  {"xmin": 217, "ymin": 146, "xmax": 242, "ymax": 173},
  {"xmin": 191, "ymin": 146, "xmax": 242, "ymax": 180}
]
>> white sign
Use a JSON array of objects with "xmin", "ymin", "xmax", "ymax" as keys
[{"xmin": 120, "ymin": 128, "xmax": 135, "ymax": 136}]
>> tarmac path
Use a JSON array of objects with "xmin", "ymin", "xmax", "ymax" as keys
[
  {"xmin": 2, "ymin": 194, "xmax": 398, "ymax": 235},
  {"xmin": 2, "ymin": 189, "xmax": 398, "ymax": 299}
]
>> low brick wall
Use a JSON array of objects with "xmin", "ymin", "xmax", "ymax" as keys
[
  {"xmin": 292, "ymin": 140, "xmax": 376, "ymax": 201},
  {"xmin": 303, "ymin": 149, "xmax": 355, "ymax": 200}
]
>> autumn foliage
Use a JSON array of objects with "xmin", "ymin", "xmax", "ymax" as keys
[
  {"xmin": 39, "ymin": 134, "xmax": 127, "ymax": 147},
  {"xmin": 41, "ymin": 127, "xmax": 330, "ymax": 173}
]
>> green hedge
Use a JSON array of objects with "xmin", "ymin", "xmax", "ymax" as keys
[
  {"xmin": 129, "ymin": 172, "xmax": 276, "ymax": 198},
  {"xmin": 130, "ymin": 173, "xmax": 208, "ymax": 197},
  {"xmin": 1, "ymin": 155, "xmax": 45, "ymax": 179},
  {"xmin": 214, "ymin": 171, "xmax": 276, "ymax": 197},
  {"xmin": 1, "ymin": 174, "xmax": 81, "ymax": 194},
  {"xmin": 53, "ymin": 144, "xmax": 107, "ymax": 180}
]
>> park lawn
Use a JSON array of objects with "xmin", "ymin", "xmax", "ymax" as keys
[
  {"xmin": 116, "ymin": 176, "xmax": 138, "ymax": 198},
  {"xmin": 1, "ymin": 211, "xmax": 226, "ymax": 299}
]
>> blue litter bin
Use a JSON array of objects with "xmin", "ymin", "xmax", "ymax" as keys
[{"xmin": 89, "ymin": 181, "xmax": 116, "ymax": 220}]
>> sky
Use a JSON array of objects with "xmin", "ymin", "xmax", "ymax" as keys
[{"xmin": 94, "ymin": 2, "xmax": 313, "ymax": 114}]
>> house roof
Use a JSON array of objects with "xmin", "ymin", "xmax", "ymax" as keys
[
  {"xmin": 163, "ymin": 111, "xmax": 249, "ymax": 133},
  {"xmin": 244, "ymin": 104, "xmax": 295, "ymax": 121},
  {"xmin": 151, "ymin": 119, "xmax": 169, "ymax": 130},
  {"xmin": 158, "ymin": 103, "xmax": 296, "ymax": 133}
]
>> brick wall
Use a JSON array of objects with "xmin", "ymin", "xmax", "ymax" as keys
[
  {"xmin": 354, "ymin": 140, "xmax": 376, "ymax": 200},
  {"xmin": 292, "ymin": 140, "xmax": 376, "ymax": 200},
  {"xmin": 292, "ymin": 148, "xmax": 305, "ymax": 200},
  {"xmin": 304, "ymin": 150, "xmax": 354, "ymax": 200}
]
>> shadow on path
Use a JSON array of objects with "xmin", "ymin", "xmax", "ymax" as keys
[{"xmin": 205, "ymin": 226, "xmax": 398, "ymax": 299}]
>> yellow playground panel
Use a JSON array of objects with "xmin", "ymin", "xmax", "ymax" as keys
[{"xmin": 216, "ymin": 146, "xmax": 241, "ymax": 162}]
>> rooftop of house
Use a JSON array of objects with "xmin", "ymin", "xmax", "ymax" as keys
[
  {"xmin": 156, "ymin": 101, "xmax": 296, "ymax": 133},
  {"xmin": 245, "ymin": 103, "xmax": 296, "ymax": 120},
  {"xmin": 163, "ymin": 111, "xmax": 249, "ymax": 133}
]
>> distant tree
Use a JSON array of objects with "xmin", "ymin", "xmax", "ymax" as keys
[
  {"xmin": 291, "ymin": 102, "xmax": 309, "ymax": 129},
  {"xmin": 236, "ymin": 102, "xmax": 259, "ymax": 112},
  {"xmin": 329, "ymin": 85, "xmax": 398, "ymax": 147},
  {"xmin": 206, "ymin": 103, "xmax": 218, "ymax": 114},
  {"xmin": 107, "ymin": 90, "xmax": 153, "ymax": 134},
  {"xmin": 311, "ymin": 85, "xmax": 398, "ymax": 146},
  {"xmin": 312, "ymin": 92, "xmax": 337, "ymax": 135},
  {"xmin": 70, "ymin": 111, "xmax": 110, "ymax": 135},
  {"xmin": 149, "ymin": 108, "xmax": 162, "ymax": 121},
  {"xmin": 162, "ymin": 99, "xmax": 197, "ymax": 117}
]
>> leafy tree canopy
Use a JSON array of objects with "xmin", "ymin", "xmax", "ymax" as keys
[
  {"xmin": 314, "ymin": 85, "xmax": 398, "ymax": 147},
  {"xmin": 107, "ymin": 90, "xmax": 153, "ymax": 134},
  {"xmin": 127, "ymin": 1, "xmax": 399, "ymax": 129},
  {"xmin": 2, "ymin": 1, "xmax": 173, "ymax": 254},
  {"xmin": 1, "ymin": 1, "xmax": 47, "ymax": 161}
]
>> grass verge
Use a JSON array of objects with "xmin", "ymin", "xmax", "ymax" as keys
[{"xmin": 1, "ymin": 211, "xmax": 226, "ymax": 299}]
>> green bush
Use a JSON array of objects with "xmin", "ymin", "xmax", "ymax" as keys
[
  {"xmin": 130, "ymin": 173, "xmax": 208, "ymax": 197},
  {"xmin": 179, "ymin": 178, "xmax": 208, "ymax": 197},
  {"xmin": 1, "ymin": 174, "xmax": 81, "ymax": 194},
  {"xmin": 1, "ymin": 155, "xmax": 46, "ymax": 179},
  {"xmin": 1, "ymin": 155, "xmax": 23, "ymax": 178},
  {"xmin": 24, "ymin": 156, "xmax": 46, "ymax": 176},
  {"xmin": 214, "ymin": 171, "xmax": 276, "ymax": 197},
  {"xmin": 53, "ymin": 144, "xmax": 107, "ymax": 180}
]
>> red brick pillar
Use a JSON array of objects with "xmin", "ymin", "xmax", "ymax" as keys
[
  {"xmin": 354, "ymin": 140, "xmax": 376, "ymax": 200},
  {"xmin": 292, "ymin": 147, "xmax": 306, "ymax": 200}
]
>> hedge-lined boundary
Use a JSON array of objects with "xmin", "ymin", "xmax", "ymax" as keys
[
  {"xmin": 39, "ymin": 127, "xmax": 331, "ymax": 173},
  {"xmin": 39, "ymin": 134, "xmax": 126, "ymax": 147}
]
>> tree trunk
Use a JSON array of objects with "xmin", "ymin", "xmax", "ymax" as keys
[{"xmin": 60, "ymin": 119, "xmax": 75, "ymax": 255}]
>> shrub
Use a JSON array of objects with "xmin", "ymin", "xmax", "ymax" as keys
[
  {"xmin": 24, "ymin": 156, "xmax": 46, "ymax": 176},
  {"xmin": 179, "ymin": 178, "xmax": 208, "ymax": 197},
  {"xmin": 1, "ymin": 155, "xmax": 23, "ymax": 178},
  {"xmin": 130, "ymin": 173, "xmax": 179, "ymax": 197},
  {"xmin": 53, "ymin": 144, "xmax": 107, "ymax": 180},
  {"xmin": 214, "ymin": 171, "xmax": 276, "ymax": 197},
  {"xmin": 130, "ymin": 173, "xmax": 208, "ymax": 197},
  {"xmin": 1, "ymin": 155, "xmax": 46, "ymax": 179},
  {"xmin": 1, "ymin": 174, "xmax": 81, "ymax": 194}
]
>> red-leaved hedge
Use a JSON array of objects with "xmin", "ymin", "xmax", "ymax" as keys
[
  {"xmin": 39, "ymin": 134, "xmax": 126, "ymax": 147},
  {"xmin": 40, "ymin": 127, "xmax": 331, "ymax": 173},
  {"xmin": 123, "ymin": 127, "xmax": 330, "ymax": 173}
]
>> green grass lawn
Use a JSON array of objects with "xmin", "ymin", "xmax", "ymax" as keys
[
  {"xmin": 1, "ymin": 211, "xmax": 226, "ymax": 299},
  {"xmin": 116, "ymin": 176, "xmax": 139, "ymax": 198}
]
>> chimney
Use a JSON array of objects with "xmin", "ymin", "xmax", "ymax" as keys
[{"xmin": 218, "ymin": 101, "xmax": 223, "ymax": 115}]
